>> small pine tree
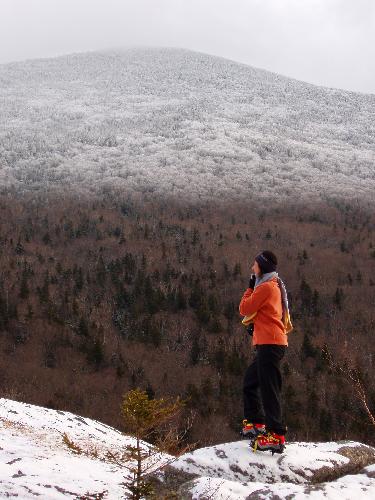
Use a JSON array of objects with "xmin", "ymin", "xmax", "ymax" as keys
[
  {"xmin": 86, "ymin": 338, "xmax": 104, "ymax": 368},
  {"xmin": 117, "ymin": 389, "xmax": 187, "ymax": 499},
  {"xmin": 74, "ymin": 266, "xmax": 84, "ymax": 292},
  {"xmin": 300, "ymin": 278, "xmax": 313, "ymax": 314}
]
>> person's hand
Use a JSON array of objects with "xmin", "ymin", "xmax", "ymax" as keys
[{"xmin": 248, "ymin": 274, "xmax": 256, "ymax": 289}]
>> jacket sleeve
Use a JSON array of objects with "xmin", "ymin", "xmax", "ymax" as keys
[{"xmin": 239, "ymin": 285, "xmax": 269, "ymax": 317}]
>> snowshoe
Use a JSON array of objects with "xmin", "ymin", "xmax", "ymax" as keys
[{"xmin": 240, "ymin": 419, "xmax": 266, "ymax": 439}]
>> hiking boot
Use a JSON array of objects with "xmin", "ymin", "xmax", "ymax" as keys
[
  {"xmin": 241, "ymin": 419, "xmax": 266, "ymax": 439},
  {"xmin": 253, "ymin": 431, "xmax": 286, "ymax": 454}
]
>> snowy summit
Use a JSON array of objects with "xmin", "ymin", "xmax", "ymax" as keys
[{"xmin": 1, "ymin": 398, "xmax": 375, "ymax": 499}]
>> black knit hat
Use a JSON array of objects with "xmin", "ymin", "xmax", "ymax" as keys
[{"xmin": 255, "ymin": 250, "xmax": 278, "ymax": 274}]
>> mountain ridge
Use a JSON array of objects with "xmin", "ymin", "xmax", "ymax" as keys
[{"xmin": 2, "ymin": 46, "xmax": 373, "ymax": 96}]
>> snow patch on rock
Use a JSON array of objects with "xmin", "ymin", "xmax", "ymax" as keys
[{"xmin": 1, "ymin": 398, "xmax": 375, "ymax": 499}]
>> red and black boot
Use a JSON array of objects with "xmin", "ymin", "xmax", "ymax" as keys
[
  {"xmin": 253, "ymin": 431, "xmax": 286, "ymax": 454},
  {"xmin": 241, "ymin": 419, "xmax": 266, "ymax": 439}
]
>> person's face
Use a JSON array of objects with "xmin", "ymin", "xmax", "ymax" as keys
[{"xmin": 252, "ymin": 260, "xmax": 261, "ymax": 276}]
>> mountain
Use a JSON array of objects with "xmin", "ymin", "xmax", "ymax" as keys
[
  {"xmin": 0, "ymin": 48, "xmax": 374, "ymax": 205},
  {"xmin": 1, "ymin": 398, "xmax": 375, "ymax": 499}
]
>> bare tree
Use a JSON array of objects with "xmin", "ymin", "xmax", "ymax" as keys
[{"xmin": 323, "ymin": 344, "xmax": 375, "ymax": 428}]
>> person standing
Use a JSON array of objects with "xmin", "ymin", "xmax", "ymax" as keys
[{"xmin": 239, "ymin": 250, "xmax": 293, "ymax": 453}]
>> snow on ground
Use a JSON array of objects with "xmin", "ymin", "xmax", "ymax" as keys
[
  {"xmin": 0, "ymin": 398, "xmax": 169, "ymax": 499},
  {"xmin": 173, "ymin": 439, "xmax": 369, "ymax": 483},
  {"xmin": 1, "ymin": 398, "xmax": 375, "ymax": 499},
  {"xmin": 173, "ymin": 439, "xmax": 375, "ymax": 499},
  {"xmin": 187, "ymin": 473, "xmax": 375, "ymax": 500}
]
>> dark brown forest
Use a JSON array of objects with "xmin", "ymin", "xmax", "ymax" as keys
[{"xmin": 0, "ymin": 189, "xmax": 374, "ymax": 447}]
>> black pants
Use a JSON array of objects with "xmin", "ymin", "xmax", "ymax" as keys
[{"xmin": 243, "ymin": 344, "xmax": 287, "ymax": 435}]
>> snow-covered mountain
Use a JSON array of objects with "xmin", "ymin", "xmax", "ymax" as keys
[
  {"xmin": 0, "ymin": 48, "xmax": 374, "ymax": 205},
  {"xmin": 1, "ymin": 398, "xmax": 375, "ymax": 499}
]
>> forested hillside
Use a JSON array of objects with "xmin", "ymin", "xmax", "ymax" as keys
[
  {"xmin": 1, "ymin": 191, "xmax": 374, "ymax": 446},
  {"xmin": 1, "ymin": 48, "xmax": 375, "ymax": 204}
]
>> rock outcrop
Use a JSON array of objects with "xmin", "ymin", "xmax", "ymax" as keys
[{"xmin": 1, "ymin": 398, "xmax": 375, "ymax": 499}]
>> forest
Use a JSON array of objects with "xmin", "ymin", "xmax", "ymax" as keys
[
  {"xmin": 0, "ymin": 189, "xmax": 374, "ymax": 447},
  {"xmin": 1, "ymin": 49, "xmax": 374, "ymax": 206}
]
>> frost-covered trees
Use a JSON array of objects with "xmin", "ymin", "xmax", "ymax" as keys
[{"xmin": 0, "ymin": 48, "xmax": 374, "ymax": 204}]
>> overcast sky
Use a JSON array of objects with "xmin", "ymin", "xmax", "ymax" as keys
[{"xmin": 1, "ymin": 0, "xmax": 374, "ymax": 94}]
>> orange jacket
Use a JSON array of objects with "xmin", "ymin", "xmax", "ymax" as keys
[{"xmin": 239, "ymin": 277, "xmax": 288, "ymax": 346}]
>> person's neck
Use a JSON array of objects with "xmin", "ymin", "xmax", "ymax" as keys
[{"xmin": 255, "ymin": 271, "xmax": 278, "ymax": 288}]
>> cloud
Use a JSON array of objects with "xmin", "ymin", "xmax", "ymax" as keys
[{"xmin": 0, "ymin": 0, "xmax": 374, "ymax": 93}]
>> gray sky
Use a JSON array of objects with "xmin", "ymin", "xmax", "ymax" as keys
[{"xmin": 1, "ymin": 0, "xmax": 375, "ymax": 93}]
